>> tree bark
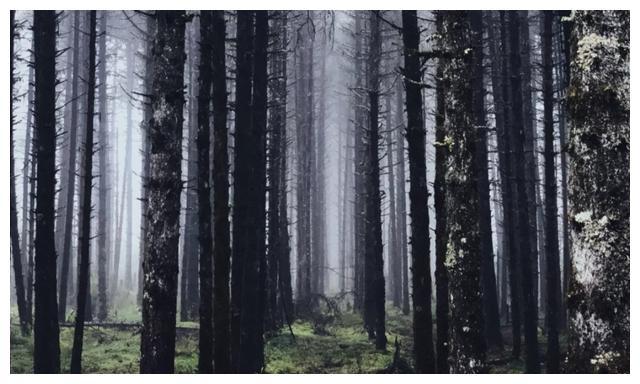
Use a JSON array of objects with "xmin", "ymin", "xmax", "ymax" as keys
[
  {"xmin": 566, "ymin": 10, "xmax": 629, "ymax": 373},
  {"xmin": 32, "ymin": 10, "xmax": 61, "ymax": 374},
  {"xmin": 401, "ymin": 10, "xmax": 435, "ymax": 374},
  {"xmin": 139, "ymin": 11, "xmax": 186, "ymax": 374},
  {"xmin": 97, "ymin": 10, "xmax": 109, "ymax": 322}
]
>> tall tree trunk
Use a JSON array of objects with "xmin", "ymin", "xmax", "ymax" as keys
[
  {"xmin": 474, "ymin": 11, "xmax": 502, "ymax": 351},
  {"xmin": 196, "ymin": 11, "xmax": 214, "ymax": 373},
  {"xmin": 507, "ymin": 11, "xmax": 540, "ymax": 373},
  {"xmin": 97, "ymin": 10, "xmax": 109, "ymax": 322},
  {"xmin": 124, "ymin": 39, "xmax": 134, "ymax": 292},
  {"xmin": 395, "ymin": 78, "xmax": 410, "ymax": 316},
  {"xmin": 385, "ymin": 93, "xmax": 400, "ymax": 309},
  {"xmin": 70, "ymin": 11, "xmax": 97, "ymax": 373},
  {"xmin": 10, "ymin": 10, "xmax": 29, "ymax": 336},
  {"xmin": 401, "ymin": 10, "xmax": 435, "ymax": 374},
  {"xmin": 32, "ymin": 10, "xmax": 61, "ymax": 374},
  {"xmin": 363, "ymin": 11, "xmax": 386, "ymax": 351},
  {"xmin": 566, "ymin": 10, "xmax": 629, "ymax": 374},
  {"xmin": 139, "ymin": 11, "xmax": 186, "ymax": 374},
  {"xmin": 441, "ymin": 11, "xmax": 487, "ymax": 373},
  {"xmin": 211, "ymin": 10, "xmax": 231, "ymax": 374},
  {"xmin": 138, "ymin": 16, "xmax": 156, "ymax": 308},
  {"xmin": 433, "ymin": 11, "xmax": 449, "ymax": 373},
  {"xmin": 58, "ymin": 11, "xmax": 81, "ymax": 321},
  {"xmin": 541, "ymin": 10, "xmax": 561, "ymax": 373}
]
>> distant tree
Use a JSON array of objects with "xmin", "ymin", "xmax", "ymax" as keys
[
  {"xmin": 58, "ymin": 11, "xmax": 81, "ymax": 321},
  {"xmin": 139, "ymin": 11, "xmax": 186, "ymax": 374},
  {"xmin": 70, "ymin": 10, "xmax": 97, "ymax": 374},
  {"xmin": 566, "ymin": 10, "xmax": 629, "ymax": 374},
  {"xmin": 10, "ymin": 9, "xmax": 29, "ymax": 336},
  {"xmin": 401, "ymin": 10, "xmax": 435, "ymax": 374},
  {"xmin": 97, "ymin": 10, "xmax": 109, "ymax": 322}
]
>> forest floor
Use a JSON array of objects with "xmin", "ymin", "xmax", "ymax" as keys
[{"xmin": 10, "ymin": 303, "xmax": 562, "ymax": 373}]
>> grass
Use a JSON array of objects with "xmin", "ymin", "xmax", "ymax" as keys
[{"xmin": 10, "ymin": 302, "xmax": 564, "ymax": 374}]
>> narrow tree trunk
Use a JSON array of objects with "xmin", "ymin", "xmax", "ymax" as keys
[
  {"xmin": 566, "ymin": 10, "xmax": 629, "ymax": 374},
  {"xmin": 401, "ymin": 10, "xmax": 435, "ymax": 373},
  {"xmin": 211, "ymin": 10, "xmax": 231, "ymax": 374},
  {"xmin": 541, "ymin": 10, "xmax": 561, "ymax": 373},
  {"xmin": 70, "ymin": 11, "xmax": 97, "ymax": 373},
  {"xmin": 96, "ymin": 10, "xmax": 109, "ymax": 322},
  {"xmin": 507, "ymin": 11, "xmax": 540, "ymax": 373},
  {"xmin": 32, "ymin": 10, "xmax": 61, "ymax": 373},
  {"xmin": 139, "ymin": 11, "xmax": 186, "ymax": 374},
  {"xmin": 363, "ymin": 11, "xmax": 386, "ymax": 350},
  {"xmin": 10, "ymin": 10, "xmax": 29, "ymax": 336},
  {"xmin": 395, "ymin": 78, "xmax": 410, "ymax": 316},
  {"xmin": 58, "ymin": 11, "xmax": 81, "ymax": 321},
  {"xmin": 385, "ymin": 93, "xmax": 400, "ymax": 309},
  {"xmin": 196, "ymin": 11, "xmax": 214, "ymax": 373},
  {"xmin": 433, "ymin": 11, "xmax": 449, "ymax": 373}
]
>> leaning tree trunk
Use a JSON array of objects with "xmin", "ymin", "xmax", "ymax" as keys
[
  {"xmin": 70, "ymin": 10, "xmax": 97, "ymax": 374},
  {"xmin": 565, "ymin": 10, "xmax": 629, "ymax": 374},
  {"xmin": 441, "ymin": 11, "xmax": 487, "ymax": 373},
  {"xmin": 139, "ymin": 11, "xmax": 186, "ymax": 374},
  {"xmin": 210, "ymin": 10, "xmax": 231, "ymax": 374},
  {"xmin": 32, "ymin": 10, "xmax": 61, "ymax": 374},
  {"xmin": 10, "ymin": 10, "xmax": 29, "ymax": 336},
  {"xmin": 401, "ymin": 10, "xmax": 435, "ymax": 374}
]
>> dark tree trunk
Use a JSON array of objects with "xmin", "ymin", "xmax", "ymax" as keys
[
  {"xmin": 139, "ymin": 11, "xmax": 186, "ymax": 374},
  {"xmin": 70, "ymin": 10, "xmax": 97, "ymax": 373},
  {"xmin": 401, "ymin": 10, "xmax": 435, "ymax": 374},
  {"xmin": 473, "ymin": 11, "xmax": 502, "ymax": 351},
  {"xmin": 231, "ymin": 10, "xmax": 269, "ymax": 373},
  {"xmin": 541, "ymin": 10, "xmax": 561, "ymax": 373},
  {"xmin": 32, "ymin": 10, "xmax": 61, "ymax": 374},
  {"xmin": 10, "ymin": 10, "xmax": 29, "ymax": 336},
  {"xmin": 395, "ymin": 78, "xmax": 410, "ymax": 316},
  {"xmin": 58, "ymin": 11, "xmax": 81, "ymax": 321},
  {"xmin": 385, "ymin": 93, "xmax": 400, "ymax": 309},
  {"xmin": 138, "ymin": 16, "xmax": 156, "ymax": 308},
  {"xmin": 433, "ymin": 11, "xmax": 449, "ymax": 373},
  {"xmin": 507, "ymin": 11, "xmax": 540, "ymax": 373},
  {"xmin": 97, "ymin": 10, "xmax": 109, "ymax": 322},
  {"xmin": 363, "ymin": 11, "xmax": 386, "ymax": 351},
  {"xmin": 196, "ymin": 11, "xmax": 214, "ymax": 373},
  {"xmin": 211, "ymin": 10, "xmax": 231, "ymax": 374},
  {"xmin": 566, "ymin": 11, "xmax": 629, "ymax": 374},
  {"xmin": 441, "ymin": 11, "xmax": 487, "ymax": 373}
]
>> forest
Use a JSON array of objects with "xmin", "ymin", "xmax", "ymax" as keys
[{"xmin": 9, "ymin": 10, "xmax": 629, "ymax": 374}]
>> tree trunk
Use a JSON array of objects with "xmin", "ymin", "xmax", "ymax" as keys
[
  {"xmin": 10, "ymin": 10, "xmax": 29, "ymax": 336},
  {"xmin": 385, "ymin": 93, "xmax": 400, "ymax": 309},
  {"xmin": 433, "ymin": 11, "xmax": 449, "ymax": 373},
  {"xmin": 70, "ymin": 11, "xmax": 97, "ymax": 373},
  {"xmin": 32, "ymin": 10, "xmax": 61, "ymax": 374},
  {"xmin": 210, "ymin": 10, "xmax": 231, "ymax": 374},
  {"xmin": 541, "ymin": 10, "xmax": 561, "ymax": 373},
  {"xmin": 363, "ymin": 11, "xmax": 386, "ymax": 351},
  {"xmin": 441, "ymin": 11, "xmax": 487, "ymax": 373},
  {"xmin": 139, "ymin": 11, "xmax": 186, "ymax": 374},
  {"xmin": 395, "ymin": 78, "xmax": 410, "ymax": 316},
  {"xmin": 196, "ymin": 11, "xmax": 214, "ymax": 373},
  {"xmin": 401, "ymin": 10, "xmax": 435, "ymax": 374},
  {"xmin": 507, "ymin": 11, "xmax": 540, "ymax": 373},
  {"xmin": 97, "ymin": 10, "xmax": 109, "ymax": 322},
  {"xmin": 566, "ymin": 10, "xmax": 629, "ymax": 374},
  {"xmin": 58, "ymin": 11, "xmax": 81, "ymax": 321}
]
